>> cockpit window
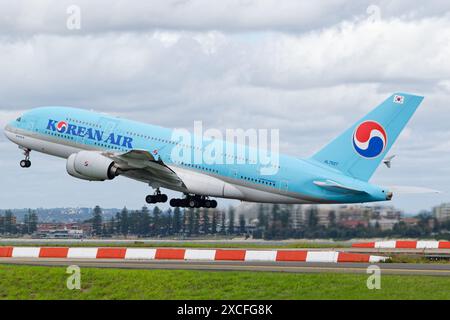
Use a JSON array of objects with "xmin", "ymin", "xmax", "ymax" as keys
[{"xmin": 16, "ymin": 117, "xmax": 21, "ymax": 122}]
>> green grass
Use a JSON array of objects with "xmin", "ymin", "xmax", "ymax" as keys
[
  {"xmin": 0, "ymin": 241, "xmax": 346, "ymax": 249},
  {"xmin": 0, "ymin": 265, "xmax": 449, "ymax": 299}
]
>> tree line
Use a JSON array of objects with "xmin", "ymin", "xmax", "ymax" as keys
[
  {"xmin": 90, "ymin": 205, "xmax": 248, "ymax": 237},
  {"xmin": 2, "ymin": 204, "xmax": 450, "ymax": 240},
  {"xmin": 0, "ymin": 209, "xmax": 38, "ymax": 235},
  {"xmin": 253, "ymin": 204, "xmax": 450, "ymax": 240}
]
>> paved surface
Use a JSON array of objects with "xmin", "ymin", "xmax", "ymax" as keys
[
  {"xmin": 0, "ymin": 238, "xmax": 343, "ymax": 246},
  {"xmin": 1, "ymin": 258, "xmax": 450, "ymax": 276}
]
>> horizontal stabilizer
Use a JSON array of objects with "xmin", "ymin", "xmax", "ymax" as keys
[{"xmin": 313, "ymin": 180, "xmax": 367, "ymax": 194}]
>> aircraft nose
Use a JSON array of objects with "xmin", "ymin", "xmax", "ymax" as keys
[
  {"xmin": 4, "ymin": 121, "xmax": 13, "ymax": 133},
  {"xmin": 3, "ymin": 120, "xmax": 16, "ymax": 141}
]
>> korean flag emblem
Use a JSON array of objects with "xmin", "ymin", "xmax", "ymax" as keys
[{"xmin": 393, "ymin": 95, "xmax": 404, "ymax": 104}]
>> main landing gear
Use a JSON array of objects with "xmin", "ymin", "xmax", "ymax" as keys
[
  {"xmin": 145, "ymin": 189, "xmax": 168, "ymax": 204},
  {"xmin": 19, "ymin": 148, "xmax": 31, "ymax": 168},
  {"xmin": 170, "ymin": 195, "xmax": 217, "ymax": 209}
]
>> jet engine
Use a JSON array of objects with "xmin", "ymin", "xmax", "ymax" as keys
[{"xmin": 66, "ymin": 151, "xmax": 120, "ymax": 181}]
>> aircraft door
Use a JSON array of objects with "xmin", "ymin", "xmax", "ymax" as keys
[
  {"xmin": 231, "ymin": 169, "xmax": 239, "ymax": 180},
  {"xmin": 279, "ymin": 180, "xmax": 289, "ymax": 193}
]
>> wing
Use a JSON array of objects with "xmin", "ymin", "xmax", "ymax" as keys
[
  {"xmin": 104, "ymin": 149, "xmax": 184, "ymax": 189},
  {"xmin": 313, "ymin": 180, "xmax": 368, "ymax": 195}
]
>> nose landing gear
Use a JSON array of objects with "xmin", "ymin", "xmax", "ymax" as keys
[{"xmin": 19, "ymin": 148, "xmax": 31, "ymax": 168}]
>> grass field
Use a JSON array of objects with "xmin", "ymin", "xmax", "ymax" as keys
[{"xmin": 0, "ymin": 265, "xmax": 449, "ymax": 299}]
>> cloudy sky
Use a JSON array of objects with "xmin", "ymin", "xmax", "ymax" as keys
[{"xmin": 0, "ymin": 0, "xmax": 449, "ymax": 213}]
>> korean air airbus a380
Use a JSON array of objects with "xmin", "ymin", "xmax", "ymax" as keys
[{"xmin": 4, "ymin": 93, "xmax": 429, "ymax": 208}]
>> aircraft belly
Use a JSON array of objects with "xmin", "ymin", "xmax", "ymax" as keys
[
  {"xmin": 168, "ymin": 166, "xmax": 232, "ymax": 197},
  {"xmin": 6, "ymin": 130, "xmax": 81, "ymax": 159},
  {"xmin": 233, "ymin": 184, "xmax": 311, "ymax": 204}
]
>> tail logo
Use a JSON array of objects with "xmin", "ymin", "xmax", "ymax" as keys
[{"xmin": 352, "ymin": 121, "xmax": 387, "ymax": 158}]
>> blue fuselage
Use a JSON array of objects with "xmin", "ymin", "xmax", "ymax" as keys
[{"xmin": 4, "ymin": 106, "xmax": 389, "ymax": 204}]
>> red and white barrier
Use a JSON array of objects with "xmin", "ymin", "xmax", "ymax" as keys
[
  {"xmin": 352, "ymin": 240, "xmax": 450, "ymax": 249},
  {"xmin": 0, "ymin": 247, "xmax": 388, "ymax": 263}
]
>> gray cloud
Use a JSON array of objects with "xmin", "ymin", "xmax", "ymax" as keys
[
  {"xmin": 0, "ymin": 1, "xmax": 449, "ymax": 212},
  {"xmin": 1, "ymin": 1, "xmax": 450, "ymax": 35}
]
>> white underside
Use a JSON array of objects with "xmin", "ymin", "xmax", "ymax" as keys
[{"xmin": 5, "ymin": 129, "xmax": 312, "ymax": 204}]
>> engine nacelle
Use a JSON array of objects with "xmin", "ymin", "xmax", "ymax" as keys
[{"xmin": 66, "ymin": 151, "xmax": 119, "ymax": 181}]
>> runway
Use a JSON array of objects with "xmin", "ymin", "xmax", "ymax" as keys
[{"xmin": 1, "ymin": 258, "xmax": 450, "ymax": 276}]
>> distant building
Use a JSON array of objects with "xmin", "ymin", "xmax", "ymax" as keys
[
  {"xmin": 400, "ymin": 217, "xmax": 419, "ymax": 226},
  {"xmin": 367, "ymin": 205, "xmax": 401, "ymax": 230},
  {"xmin": 36, "ymin": 223, "xmax": 87, "ymax": 238},
  {"xmin": 0, "ymin": 215, "xmax": 17, "ymax": 225},
  {"xmin": 336, "ymin": 205, "xmax": 372, "ymax": 223},
  {"xmin": 433, "ymin": 203, "xmax": 450, "ymax": 222},
  {"xmin": 291, "ymin": 205, "xmax": 305, "ymax": 229},
  {"xmin": 235, "ymin": 202, "xmax": 404, "ymax": 231},
  {"xmin": 283, "ymin": 204, "xmax": 338, "ymax": 228},
  {"xmin": 371, "ymin": 205, "xmax": 402, "ymax": 220},
  {"xmin": 341, "ymin": 220, "xmax": 369, "ymax": 229},
  {"xmin": 370, "ymin": 218, "xmax": 398, "ymax": 231},
  {"xmin": 36, "ymin": 229, "xmax": 83, "ymax": 239}
]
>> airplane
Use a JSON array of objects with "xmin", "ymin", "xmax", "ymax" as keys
[{"xmin": 3, "ymin": 92, "xmax": 429, "ymax": 208}]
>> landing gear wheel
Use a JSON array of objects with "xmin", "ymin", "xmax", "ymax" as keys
[
  {"xmin": 19, "ymin": 148, "xmax": 31, "ymax": 168},
  {"xmin": 145, "ymin": 195, "xmax": 155, "ymax": 204},
  {"xmin": 158, "ymin": 194, "xmax": 168, "ymax": 203},
  {"xmin": 20, "ymin": 160, "xmax": 31, "ymax": 168},
  {"xmin": 169, "ymin": 195, "xmax": 218, "ymax": 208},
  {"xmin": 170, "ymin": 199, "xmax": 179, "ymax": 207},
  {"xmin": 180, "ymin": 199, "xmax": 188, "ymax": 207},
  {"xmin": 188, "ymin": 199, "xmax": 196, "ymax": 208}
]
